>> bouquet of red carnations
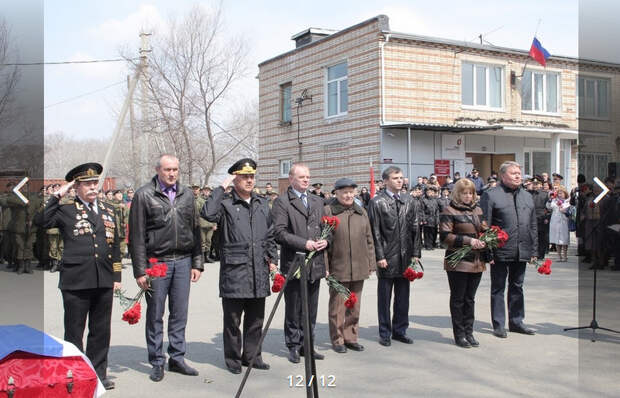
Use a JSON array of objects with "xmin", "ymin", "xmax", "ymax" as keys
[
  {"xmin": 403, "ymin": 258, "xmax": 424, "ymax": 282},
  {"xmin": 293, "ymin": 216, "xmax": 339, "ymax": 279},
  {"xmin": 325, "ymin": 275, "xmax": 357, "ymax": 309},
  {"xmin": 114, "ymin": 258, "xmax": 168, "ymax": 325},
  {"xmin": 531, "ymin": 258, "xmax": 552, "ymax": 275},
  {"xmin": 270, "ymin": 269, "xmax": 286, "ymax": 293},
  {"xmin": 445, "ymin": 225, "xmax": 508, "ymax": 269}
]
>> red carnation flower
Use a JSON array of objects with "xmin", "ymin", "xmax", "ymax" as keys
[
  {"xmin": 344, "ymin": 292, "xmax": 358, "ymax": 309},
  {"xmin": 272, "ymin": 273, "xmax": 286, "ymax": 293},
  {"xmin": 416, "ymin": 271, "xmax": 424, "ymax": 279},
  {"xmin": 122, "ymin": 302, "xmax": 141, "ymax": 325},
  {"xmin": 403, "ymin": 267, "xmax": 417, "ymax": 281},
  {"xmin": 148, "ymin": 258, "xmax": 158, "ymax": 264}
]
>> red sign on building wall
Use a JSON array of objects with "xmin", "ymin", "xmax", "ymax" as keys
[{"xmin": 434, "ymin": 160, "xmax": 450, "ymax": 176}]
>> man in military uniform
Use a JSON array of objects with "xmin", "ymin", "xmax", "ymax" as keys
[
  {"xmin": 193, "ymin": 185, "xmax": 216, "ymax": 263},
  {"xmin": 0, "ymin": 180, "xmax": 40, "ymax": 274},
  {"xmin": 34, "ymin": 163, "xmax": 122, "ymax": 390},
  {"xmin": 0, "ymin": 182, "xmax": 14, "ymax": 267},
  {"xmin": 47, "ymin": 183, "xmax": 65, "ymax": 272},
  {"xmin": 112, "ymin": 190, "xmax": 128, "ymax": 261},
  {"xmin": 311, "ymin": 182, "xmax": 325, "ymax": 198},
  {"xmin": 201, "ymin": 158, "xmax": 278, "ymax": 374}
]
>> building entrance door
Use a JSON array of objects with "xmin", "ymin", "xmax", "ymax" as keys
[{"xmin": 466, "ymin": 153, "xmax": 515, "ymax": 181}]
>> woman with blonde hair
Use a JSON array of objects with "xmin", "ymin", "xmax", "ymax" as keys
[
  {"xmin": 439, "ymin": 178, "xmax": 488, "ymax": 348},
  {"xmin": 547, "ymin": 185, "xmax": 571, "ymax": 261}
]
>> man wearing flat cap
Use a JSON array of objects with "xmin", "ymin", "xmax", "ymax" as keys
[
  {"xmin": 34, "ymin": 162, "xmax": 122, "ymax": 390},
  {"xmin": 129, "ymin": 154, "xmax": 203, "ymax": 382},
  {"xmin": 202, "ymin": 158, "xmax": 278, "ymax": 374}
]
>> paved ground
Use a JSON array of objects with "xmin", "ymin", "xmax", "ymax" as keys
[{"xmin": 2, "ymin": 242, "xmax": 620, "ymax": 397}]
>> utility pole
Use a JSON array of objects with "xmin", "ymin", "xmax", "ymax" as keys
[
  {"xmin": 97, "ymin": 33, "xmax": 150, "ymax": 192},
  {"xmin": 128, "ymin": 74, "xmax": 137, "ymax": 187},
  {"xmin": 138, "ymin": 32, "xmax": 152, "ymax": 185}
]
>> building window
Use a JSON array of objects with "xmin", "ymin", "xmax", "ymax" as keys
[
  {"xmin": 461, "ymin": 62, "xmax": 503, "ymax": 109},
  {"xmin": 521, "ymin": 70, "xmax": 560, "ymax": 113},
  {"xmin": 578, "ymin": 152, "xmax": 610, "ymax": 182},
  {"xmin": 326, "ymin": 61, "xmax": 348, "ymax": 117},
  {"xmin": 578, "ymin": 76, "xmax": 610, "ymax": 119},
  {"xmin": 279, "ymin": 160, "xmax": 292, "ymax": 178},
  {"xmin": 280, "ymin": 83, "xmax": 292, "ymax": 123}
]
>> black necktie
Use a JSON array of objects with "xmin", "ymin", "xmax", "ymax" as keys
[
  {"xmin": 394, "ymin": 194, "xmax": 400, "ymax": 213},
  {"xmin": 88, "ymin": 202, "xmax": 97, "ymax": 215}
]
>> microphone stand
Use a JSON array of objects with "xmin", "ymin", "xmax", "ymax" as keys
[{"xmin": 564, "ymin": 209, "xmax": 620, "ymax": 342}]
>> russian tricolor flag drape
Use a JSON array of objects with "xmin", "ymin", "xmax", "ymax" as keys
[
  {"xmin": 529, "ymin": 37, "xmax": 550, "ymax": 67},
  {"xmin": 369, "ymin": 164, "xmax": 376, "ymax": 198}
]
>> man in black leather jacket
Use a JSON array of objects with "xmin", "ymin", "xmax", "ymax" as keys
[
  {"xmin": 480, "ymin": 161, "xmax": 537, "ymax": 338},
  {"xmin": 368, "ymin": 166, "xmax": 422, "ymax": 347},
  {"xmin": 129, "ymin": 154, "xmax": 203, "ymax": 382}
]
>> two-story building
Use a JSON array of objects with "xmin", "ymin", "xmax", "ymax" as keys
[{"xmin": 258, "ymin": 15, "xmax": 619, "ymax": 192}]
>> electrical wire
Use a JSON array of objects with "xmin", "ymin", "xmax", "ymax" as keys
[
  {"xmin": 2, "ymin": 57, "xmax": 139, "ymax": 66},
  {"xmin": 44, "ymin": 80, "xmax": 126, "ymax": 109}
]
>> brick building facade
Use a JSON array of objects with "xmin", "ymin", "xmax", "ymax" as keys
[{"xmin": 258, "ymin": 15, "xmax": 620, "ymax": 193}]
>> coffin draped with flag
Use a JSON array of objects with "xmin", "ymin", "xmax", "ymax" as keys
[{"xmin": 0, "ymin": 325, "xmax": 105, "ymax": 397}]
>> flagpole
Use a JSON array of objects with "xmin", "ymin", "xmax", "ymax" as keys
[{"xmin": 520, "ymin": 18, "xmax": 542, "ymax": 77}]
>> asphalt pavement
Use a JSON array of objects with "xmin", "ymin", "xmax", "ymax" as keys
[{"xmin": 3, "ymin": 243, "xmax": 617, "ymax": 397}]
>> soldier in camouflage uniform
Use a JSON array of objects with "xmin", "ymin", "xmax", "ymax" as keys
[
  {"xmin": 112, "ymin": 190, "xmax": 128, "ymax": 261},
  {"xmin": 46, "ymin": 183, "xmax": 66, "ymax": 272},
  {"xmin": 193, "ymin": 185, "xmax": 216, "ymax": 263},
  {"xmin": 0, "ymin": 182, "xmax": 42, "ymax": 274}
]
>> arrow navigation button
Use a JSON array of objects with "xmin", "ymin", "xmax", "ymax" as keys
[
  {"xmin": 12, "ymin": 177, "xmax": 29, "ymax": 204},
  {"xmin": 593, "ymin": 177, "xmax": 609, "ymax": 204}
]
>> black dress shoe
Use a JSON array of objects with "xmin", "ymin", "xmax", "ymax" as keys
[
  {"xmin": 378, "ymin": 337, "xmax": 391, "ymax": 346},
  {"xmin": 168, "ymin": 359, "xmax": 199, "ymax": 376},
  {"xmin": 455, "ymin": 337, "xmax": 472, "ymax": 348},
  {"xmin": 299, "ymin": 347, "xmax": 324, "ymax": 360},
  {"xmin": 149, "ymin": 365, "xmax": 164, "ymax": 382},
  {"xmin": 509, "ymin": 325, "xmax": 536, "ymax": 335},
  {"xmin": 101, "ymin": 378, "xmax": 115, "ymax": 390},
  {"xmin": 493, "ymin": 328, "xmax": 507, "ymax": 338},
  {"xmin": 242, "ymin": 359, "xmax": 270, "ymax": 370},
  {"xmin": 227, "ymin": 364, "xmax": 242, "ymax": 374},
  {"xmin": 392, "ymin": 334, "xmax": 413, "ymax": 344},
  {"xmin": 465, "ymin": 335, "xmax": 479, "ymax": 347},
  {"xmin": 332, "ymin": 344, "xmax": 347, "ymax": 353},
  {"xmin": 344, "ymin": 342, "xmax": 364, "ymax": 351},
  {"xmin": 288, "ymin": 348, "xmax": 300, "ymax": 364}
]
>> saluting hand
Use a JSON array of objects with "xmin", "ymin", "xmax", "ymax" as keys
[
  {"xmin": 55, "ymin": 180, "xmax": 74, "ymax": 198},
  {"xmin": 221, "ymin": 174, "xmax": 236, "ymax": 190}
]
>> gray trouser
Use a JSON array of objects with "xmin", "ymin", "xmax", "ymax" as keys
[{"xmin": 145, "ymin": 255, "xmax": 192, "ymax": 366}]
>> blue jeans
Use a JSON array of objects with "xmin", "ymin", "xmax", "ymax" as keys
[{"xmin": 145, "ymin": 255, "xmax": 192, "ymax": 366}]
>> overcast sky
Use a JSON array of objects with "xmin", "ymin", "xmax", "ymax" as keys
[{"xmin": 31, "ymin": 0, "xmax": 616, "ymax": 140}]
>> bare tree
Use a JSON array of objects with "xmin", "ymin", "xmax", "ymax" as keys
[
  {"xmin": 0, "ymin": 18, "xmax": 19, "ymax": 132},
  {"xmin": 134, "ymin": 5, "xmax": 254, "ymax": 184}
]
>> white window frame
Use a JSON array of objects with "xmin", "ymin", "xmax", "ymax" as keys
[
  {"xmin": 523, "ymin": 148, "xmax": 551, "ymax": 176},
  {"xmin": 325, "ymin": 61, "xmax": 348, "ymax": 118},
  {"xmin": 521, "ymin": 69, "xmax": 561, "ymax": 116},
  {"xmin": 461, "ymin": 62, "xmax": 505, "ymax": 112},
  {"xmin": 280, "ymin": 82, "xmax": 292, "ymax": 124},
  {"xmin": 578, "ymin": 76, "xmax": 611, "ymax": 120},
  {"xmin": 279, "ymin": 160, "xmax": 292, "ymax": 178}
]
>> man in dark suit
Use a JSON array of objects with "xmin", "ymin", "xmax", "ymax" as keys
[
  {"xmin": 35, "ymin": 163, "xmax": 121, "ymax": 390},
  {"xmin": 129, "ymin": 154, "xmax": 203, "ymax": 382},
  {"xmin": 272, "ymin": 163, "xmax": 328, "ymax": 363},
  {"xmin": 368, "ymin": 166, "xmax": 421, "ymax": 347},
  {"xmin": 480, "ymin": 161, "xmax": 538, "ymax": 338}
]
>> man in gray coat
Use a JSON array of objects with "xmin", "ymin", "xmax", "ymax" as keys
[
  {"xmin": 272, "ymin": 163, "xmax": 328, "ymax": 364},
  {"xmin": 202, "ymin": 158, "xmax": 278, "ymax": 374},
  {"xmin": 480, "ymin": 161, "xmax": 538, "ymax": 338}
]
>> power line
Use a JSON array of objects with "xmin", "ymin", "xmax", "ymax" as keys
[
  {"xmin": 44, "ymin": 80, "xmax": 126, "ymax": 109},
  {"xmin": 1, "ymin": 57, "xmax": 139, "ymax": 66}
]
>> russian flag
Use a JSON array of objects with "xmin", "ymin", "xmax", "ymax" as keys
[
  {"xmin": 0, "ymin": 325, "xmax": 105, "ymax": 397},
  {"xmin": 529, "ymin": 37, "xmax": 550, "ymax": 67}
]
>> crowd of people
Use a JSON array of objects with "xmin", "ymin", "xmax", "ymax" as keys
[{"xmin": 3, "ymin": 155, "xmax": 619, "ymax": 391}]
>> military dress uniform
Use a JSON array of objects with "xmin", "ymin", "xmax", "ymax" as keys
[{"xmin": 34, "ymin": 163, "xmax": 121, "ymax": 389}]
